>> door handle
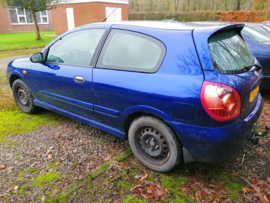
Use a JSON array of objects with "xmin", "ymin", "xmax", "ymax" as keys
[{"xmin": 74, "ymin": 76, "xmax": 85, "ymax": 83}]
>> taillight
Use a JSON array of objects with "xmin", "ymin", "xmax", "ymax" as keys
[{"xmin": 200, "ymin": 81, "xmax": 241, "ymax": 121}]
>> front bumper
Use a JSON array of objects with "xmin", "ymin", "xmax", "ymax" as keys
[{"xmin": 170, "ymin": 93, "xmax": 263, "ymax": 163}]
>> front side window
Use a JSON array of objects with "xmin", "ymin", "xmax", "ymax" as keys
[
  {"xmin": 208, "ymin": 30, "xmax": 254, "ymax": 74},
  {"xmin": 97, "ymin": 30, "xmax": 165, "ymax": 73},
  {"xmin": 9, "ymin": 7, "xmax": 48, "ymax": 24},
  {"xmin": 46, "ymin": 29, "xmax": 106, "ymax": 66}
]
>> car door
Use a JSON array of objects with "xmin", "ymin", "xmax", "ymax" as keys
[
  {"xmin": 93, "ymin": 29, "xmax": 167, "ymax": 133},
  {"xmin": 29, "ymin": 29, "xmax": 106, "ymax": 119}
]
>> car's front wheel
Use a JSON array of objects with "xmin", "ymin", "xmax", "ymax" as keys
[
  {"xmin": 12, "ymin": 79, "xmax": 36, "ymax": 114},
  {"xmin": 128, "ymin": 116, "xmax": 181, "ymax": 172}
]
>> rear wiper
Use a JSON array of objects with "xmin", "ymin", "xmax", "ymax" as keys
[{"xmin": 243, "ymin": 64, "xmax": 262, "ymax": 71}]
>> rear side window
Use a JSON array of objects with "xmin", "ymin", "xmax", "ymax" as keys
[
  {"xmin": 208, "ymin": 30, "xmax": 253, "ymax": 74},
  {"xmin": 97, "ymin": 30, "xmax": 165, "ymax": 73}
]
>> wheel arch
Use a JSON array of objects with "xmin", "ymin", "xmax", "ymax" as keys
[
  {"xmin": 9, "ymin": 74, "xmax": 21, "ymax": 88},
  {"xmin": 122, "ymin": 106, "xmax": 183, "ymax": 146}
]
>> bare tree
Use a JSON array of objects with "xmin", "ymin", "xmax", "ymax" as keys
[
  {"xmin": 236, "ymin": 0, "xmax": 241, "ymax": 10},
  {"xmin": 2, "ymin": 0, "xmax": 61, "ymax": 40},
  {"xmin": 174, "ymin": 0, "xmax": 181, "ymax": 12}
]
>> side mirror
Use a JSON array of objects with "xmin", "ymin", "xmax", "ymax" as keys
[{"xmin": 30, "ymin": 52, "xmax": 44, "ymax": 63}]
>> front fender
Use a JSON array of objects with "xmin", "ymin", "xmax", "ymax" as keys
[{"xmin": 7, "ymin": 58, "xmax": 32, "ymax": 88}]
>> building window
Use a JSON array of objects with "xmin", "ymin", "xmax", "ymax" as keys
[{"xmin": 9, "ymin": 8, "xmax": 49, "ymax": 24}]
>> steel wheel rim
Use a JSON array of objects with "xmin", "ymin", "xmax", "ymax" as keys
[
  {"xmin": 17, "ymin": 86, "xmax": 29, "ymax": 106},
  {"xmin": 136, "ymin": 127, "xmax": 170, "ymax": 165}
]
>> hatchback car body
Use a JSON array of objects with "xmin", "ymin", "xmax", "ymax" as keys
[{"xmin": 7, "ymin": 21, "xmax": 263, "ymax": 172}]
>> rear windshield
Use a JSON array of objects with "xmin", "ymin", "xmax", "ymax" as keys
[
  {"xmin": 241, "ymin": 27, "xmax": 270, "ymax": 43},
  {"xmin": 208, "ymin": 30, "xmax": 253, "ymax": 74}
]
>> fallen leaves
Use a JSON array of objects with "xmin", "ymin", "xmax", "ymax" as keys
[
  {"xmin": 0, "ymin": 164, "xmax": 6, "ymax": 169},
  {"xmin": 130, "ymin": 174, "xmax": 168, "ymax": 201},
  {"xmin": 104, "ymin": 155, "xmax": 112, "ymax": 161},
  {"xmin": 242, "ymin": 187, "xmax": 250, "ymax": 193},
  {"xmin": 46, "ymin": 149, "xmax": 54, "ymax": 159},
  {"xmin": 240, "ymin": 176, "xmax": 270, "ymax": 203},
  {"xmin": 179, "ymin": 177, "xmax": 227, "ymax": 202}
]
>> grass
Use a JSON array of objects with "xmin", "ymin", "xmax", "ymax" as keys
[{"xmin": 0, "ymin": 31, "xmax": 57, "ymax": 51}]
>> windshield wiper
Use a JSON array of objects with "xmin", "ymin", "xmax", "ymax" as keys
[{"xmin": 243, "ymin": 63, "xmax": 262, "ymax": 71}]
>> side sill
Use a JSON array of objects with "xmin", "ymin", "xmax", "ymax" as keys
[{"xmin": 34, "ymin": 100, "xmax": 125, "ymax": 139}]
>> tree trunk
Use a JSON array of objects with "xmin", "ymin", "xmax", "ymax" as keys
[
  {"xmin": 31, "ymin": 8, "xmax": 41, "ymax": 41},
  {"xmin": 236, "ymin": 0, "xmax": 241, "ymax": 10}
]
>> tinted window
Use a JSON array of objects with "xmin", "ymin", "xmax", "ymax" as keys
[
  {"xmin": 208, "ymin": 30, "xmax": 253, "ymax": 74},
  {"xmin": 46, "ymin": 29, "xmax": 106, "ymax": 66},
  {"xmin": 241, "ymin": 27, "xmax": 270, "ymax": 43},
  {"xmin": 97, "ymin": 30, "xmax": 165, "ymax": 73}
]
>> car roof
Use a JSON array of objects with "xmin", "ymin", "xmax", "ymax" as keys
[{"xmin": 86, "ymin": 21, "xmax": 239, "ymax": 31}]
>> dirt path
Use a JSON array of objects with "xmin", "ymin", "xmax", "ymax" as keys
[{"xmin": 0, "ymin": 55, "xmax": 29, "ymax": 69}]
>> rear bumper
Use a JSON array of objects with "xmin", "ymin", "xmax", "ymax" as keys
[{"xmin": 170, "ymin": 93, "xmax": 263, "ymax": 163}]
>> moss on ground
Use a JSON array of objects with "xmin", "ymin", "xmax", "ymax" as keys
[
  {"xmin": 47, "ymin": 162, "xmax": 59, "ymax": 169},
  {"xmin": 45, "ymin": 149, "xmax": 132, "ymax": 203},
  {"xmin": 0, "ymin": 110, "xmax": 62, "ymax": 138},
  {"xmin": 18, "ymin": 187, "xmax": 25, "ymax": 195},
  {"xmin": 36, "ymin": 172, "xmax": 60, "ymax": 187},
  {"xmin": 0, "ymin": 69, "xmax": 65, "ymax": 143},
  {"xmin": 122, "ymin": 195, "xmax": 147, "ymax": 203},
  {"xmin": 28, "ymin": 168, "xmax": 38, "ymax": 173}
]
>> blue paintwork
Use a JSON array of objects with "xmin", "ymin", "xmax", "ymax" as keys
[
  {"xmin": 6, "ymin": 22, "xmax": 264, "ymax": 163},
  {"xmin": 170, "ymin": 94, "xmax": 263, "ymax": 162}
]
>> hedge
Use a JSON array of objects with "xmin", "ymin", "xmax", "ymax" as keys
[{"xmin": 128, "ymin": 11, "xmax": 270, "ymax": 22}]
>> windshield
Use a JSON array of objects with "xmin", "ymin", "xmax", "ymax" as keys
[
  {"xmin": 208, "ymin": 30, "xmax": 254, "ymax": 74},
  {"xmin": 241, "ymin": 27, "xmax": 270, "ymax": 43}
]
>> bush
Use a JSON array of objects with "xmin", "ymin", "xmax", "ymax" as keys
[{"xmin": 128, "ymin": 11, "xmax": 270, "ymax": 22}]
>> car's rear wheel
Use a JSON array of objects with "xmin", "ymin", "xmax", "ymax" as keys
[
  {"xmin": 128, "ymin": 116, "xmax": 181, "ymax": 172},
  {"xmin": 12, "ymin": 79, "xmax": 36, "ymax": 114}
]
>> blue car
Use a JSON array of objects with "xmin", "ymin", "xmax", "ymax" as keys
[
  {"xmin": 241, "ymin": 26, "xmax": 270, "ymax": 89},
  {"xmin": 6, "ymin": 21, "xmax": 263, "ymax": 172},
  {"xmin": 190, "ymin": 21, "xmax": 270, "ymax": 89},
  {"xmin": 244, "ymin": 22, "xmax": 270, "ymax": 37}
]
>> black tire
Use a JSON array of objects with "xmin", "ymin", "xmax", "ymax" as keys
[
  {"xmin": 12, "ymin": 79, "xmax": 36, "ymax": 114},
  {"xmin": 128, "ymin": 116, "xmax": 181, "ymax": 172}
]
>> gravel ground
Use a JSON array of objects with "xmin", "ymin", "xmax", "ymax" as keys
[
  {"xmin": 0, "ymin": 118, "xmax": 129, "ymax": 202},
  {"xmin": 0, "ymin": 55, "xmax": 29, "ymax": 69}
]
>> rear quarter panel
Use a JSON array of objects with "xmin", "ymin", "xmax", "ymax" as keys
[{"xmin": 93, "ymin": 27, "xmax": 205, "ymax": 135}]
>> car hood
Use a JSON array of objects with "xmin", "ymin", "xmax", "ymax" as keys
[{"xmin": 7, "ymin": 57, "xmax": 32, "ymax": 73}]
